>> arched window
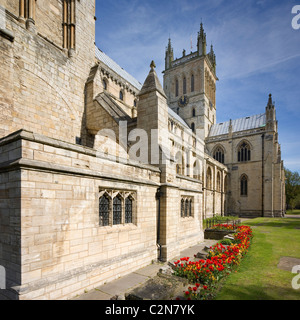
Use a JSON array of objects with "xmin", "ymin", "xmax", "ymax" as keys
[
  {"xmin": 206, "ymin": 167, "xmax": 212, "ymax": 189},
  {"xmin": 238, "ymin": 142, "xmax": 251, "ymax": 162},
  {"xmin": 181, "ymin": 198, "xmax": 185, "ymax": 217},
  {"xmin": 183, "ymin": 77, "xmax": 187, "ymax": 94},
  {"xmin": 191, "ymin": 74, "xmax": 195, "ymax": 92},
  {"xmin": 134, "ymin": 99, "xmax": 137, "ymax": 108},
  {"xmin": 102, "ymin": 79, "xmax": 107, "ymax": 90},
  {"xmin": 189, "ymin": 199, "xmax": 192, "ymax": 217},
  {"xmin": 99, "ymin": 195, "xmax": 110, "ymax": 226},
  {"xmin": 113, "ymin": 195, "xmax": 122, "ymax": 225},
  {"xmin": 119, "ymin": 90, "xmax": 124, "ymax": 101},
  {"xmin": 193, "ymin": 160, "xmax": 201, "ymax": 180},
  {"xmin": 125, "ymin": 197, "xmax": 133, "ymax": 224},
  {"xmin": 192, "ymin": 108, "xmax": 196, "ymax": 117},
  {"xmin": 191, "ymin": 122, "xmax": 195, "ymax": 133},
  {"xmin": 241, "ymin": 174, "xmax": 248, "ymax": 196},
  {"xmin": 213, "ymin": 146, "xmax": 225, "ymax": 164},
  {"xmin": 181, "ymin": 198, "xmax": 193, "ymax": 218},
  {"xmin": 185, "ymin": 199, "xmax": 189, "ymax": 217},
  {"xmin": 175, "ymin": 79, "xmax": 179, "ymax": 97},
  {"xmin": 175, "ymin": 151, "xmax": 184, "ymax": 175}
]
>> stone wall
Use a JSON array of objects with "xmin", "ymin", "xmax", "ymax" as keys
[
  {"xmin": 0, "ymin": 130, "xmax": 161, "ymax": 300},
  {"xmin": 0, "ymin": 0, "xmax": 95, "ymax": 144},
  {"xmin": 206, "ymin": 118, "xmax": 285, "ymax": 217},
  {"xmin": 176, "ymin": 176, "xmax": 204, "ymax": 252}
]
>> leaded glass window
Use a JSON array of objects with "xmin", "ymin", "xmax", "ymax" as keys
[
  {"xmin": 213, "ymin": 146, "xmax": 225, "ymax": 164},
  {"xmin": 103, "ymin": 79, "xmax": 107, "ymax": 90},
  {"xmin": 99, "ymin": 195, "xmax": 109, "ymax": 226},
  {"xmin": 181, "ymin": 199, "xmax": 184, "ymax": 217},
  {"xmin": 185, "ymin": 199, "xmax": 189, "ymax": 217},
  {"xmin": 238, "ymin": 142, "xmax": 251, "ymax": 162},
  {"xmin": 241, "ymin": 175, "xmax": 248, "ymax": 196},
  {"xmin": 125, "ymin": 197, "xmax": 133, "ymax": 224},
  {"xmin": 113, "ymin": 196, "xmax": 122, "ymax": 225}
]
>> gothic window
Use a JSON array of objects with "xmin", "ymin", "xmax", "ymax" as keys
[
  {"xmin": 119, "ymin": 90, "xmax": 124, "ymax": 101},
  {"xmin": 113, "ymin": 195, "xmax": 122, "ymax": 225},
  {"xmin": 238, "ymin": 142, "xmax": 251, "ymax": 162},
  {"xmin": 191, "ymin": 75, "xmax": 195, "ymax": 92},
  {"xmin": 99, "ymin": 189, "xmax": 136, "ymax": 227},
  {"xmin": 181, "ymin": 199, "xmax": 185, "ymax": 217},
  {"xmin": 213, "ymin": 146, "xmax": 225, "ymax": 164},
  {"xmin": 103, "ymin": 79, "xmax": 107, "ymax": 90},
  {"xmin": 191, "ymin": 123, "xmax": 195, "ymax": 133},
  {"xmin": 125, "ymin": 197, "xmax": 133, "ymax": 224},
  {"xmin": 175, "ymin": 151, "xmax": 184, "ymax": 175},
  {"xmin": 175, "ymin": 79, "xmax": 179, "ymax": 97},
  {"xmin": 185, "ymin": 199, "xmax": 189, "ymax": 217},
  {"xmin": 134, "ymin": 99, "xmax": 137, "ymax": 107},
  {"xmin": 99, "ymin": 195, "xmax": 110, "ymax": 226},
  {"xmin": 193, "ymin": 160, "xmax": 201, "ymax": 180},
  {"xmin": 183, "ymin": 77, "xmax": 187, "ymax": 94},
  {"xmin": 181, "ymin": 197, "xmax": 193, "ymax": 218},
  {"xmin": 192, "ymin": 108, "xmax": 196, "ymax": 117},
  {"xmin": 240, "ymin": 174, "xmax": 248, "ymax": 196}
]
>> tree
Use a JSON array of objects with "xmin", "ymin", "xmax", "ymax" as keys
[{"xmin": 285, "ymin": 168, "xmax": 300, "ymax": 210}]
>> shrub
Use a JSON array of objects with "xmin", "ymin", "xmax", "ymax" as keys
[{"xmin": 220, "ymin": 238, "xmax": 233, "ymax": 245}]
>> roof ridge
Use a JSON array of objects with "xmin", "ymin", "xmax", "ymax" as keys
[
  {"xmin": 95, "ymin": 46, "xmax": 142, "ymax": 91},
  {"xmin": 213, "ymin": 112, "xmax": 265, "ymax": 127},
  {"xmin": 209, "ymin": 113, "xmax": 266, "ymax": 137},
  {"xmin": 95, "ymin": 92, "xmax": 131, "ymax": 122}
]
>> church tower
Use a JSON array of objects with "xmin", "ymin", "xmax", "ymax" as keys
[{"xmin": 163, "ymin": 23, "xmax": 218, "ymax": 139}]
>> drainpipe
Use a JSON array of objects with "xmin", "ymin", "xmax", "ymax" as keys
[
  {"xmin": 156, "ymin": 188, "xmax": 162, "ymax": 261},
  {"xmin": 261, "ymin": 134, "xmax": 265, "ymax": 217}
]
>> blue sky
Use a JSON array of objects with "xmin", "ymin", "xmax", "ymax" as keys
[{"xmin": 95, "ymin": 0, "xmax": 300, "ymax": 174}]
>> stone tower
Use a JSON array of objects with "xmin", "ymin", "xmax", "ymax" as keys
[{"xmin": 163, "ymin": 23, "xmax": 218, "ymax": 139}]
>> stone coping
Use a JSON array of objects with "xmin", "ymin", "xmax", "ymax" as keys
[{"xmin": 0, "ymin": 129, "xmax": 161, "ymax": 173}]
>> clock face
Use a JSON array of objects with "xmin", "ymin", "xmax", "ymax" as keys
[{"xmin": 178, "ymin": 95, "xmax": 189, "ymax": 107}]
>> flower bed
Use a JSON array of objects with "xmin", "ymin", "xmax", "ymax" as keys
[{"xmin": 174, "ymin": 225, "xmax": 253, "ymax": 300}]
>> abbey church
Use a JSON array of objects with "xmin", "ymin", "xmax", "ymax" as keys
[{"xmin": 0, "ymin": 1, "xmax": 285, "ymax": 300}]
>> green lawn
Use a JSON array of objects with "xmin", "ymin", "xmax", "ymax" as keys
[
  {"xmin": 215, "ymin": 217, "xmax": 300, "ymax": 300},
  {"xmin": 286, "ymin": 209, "xmax": 300, "ymax": 215}
]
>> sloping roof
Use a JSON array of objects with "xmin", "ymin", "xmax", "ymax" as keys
[
  {"xmin": 168, "ymin": 108, "xmax": 189, "ymax": 129},
  {"xmin": 209, "ymin": 113, "xmax": 266, "ymax": 137},
  {"xmin": 95, "ymin": 47, "xmax": 191, "ymax": 131},
  {"xmin": 95, "ymin": 92, "xmax": 132, "ymax": 123},
  {"xmin": 95, "ymin": 46, "xmax": 142, "ymax": 91}
]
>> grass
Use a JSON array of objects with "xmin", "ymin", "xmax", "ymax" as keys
[
  {"xmin": 286, "ymin": 209, "xmax": 300, "ymax": 215},
  {"xmin": 215, "ymin": 217, "xmax": 300, "ymax": 300}
]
